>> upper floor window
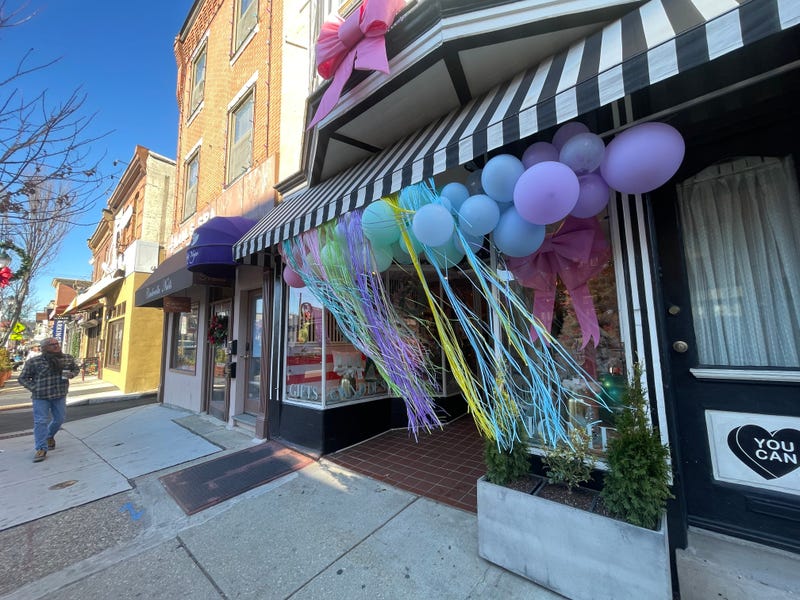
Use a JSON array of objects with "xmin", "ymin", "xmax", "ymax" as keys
[
  {"xmin": 227, "ymin": 91, "xmax": 254, "ymax": 184},
  {"xmin": 184, "ymin": 152, "xmax": 199, "ymax": 219},
  {"xmin": 190, "ymin": 46, "xmax": 206, "ymax": 114},
  {"xmin": 234, "ymin": 0, "xmax": 258, "ymax": 51}
]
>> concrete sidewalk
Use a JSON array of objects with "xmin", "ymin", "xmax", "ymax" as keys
[{"xmin": 0, "ymin": 403, "xmax": 555, "ymax": 600}]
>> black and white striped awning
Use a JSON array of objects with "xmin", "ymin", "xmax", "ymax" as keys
[{"xmin": 234, "ymin": 0, "xmax": 798, "ymax": 260}]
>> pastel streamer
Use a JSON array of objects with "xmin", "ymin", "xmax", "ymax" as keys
[{"xmin": 281, "ymin": 211, "xmax": 442, "ymax": 436}]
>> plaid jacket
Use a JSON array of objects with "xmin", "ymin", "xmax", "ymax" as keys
[{"xmin": 19, "ymin": 353, "xmax": 80, "ymax": 400}]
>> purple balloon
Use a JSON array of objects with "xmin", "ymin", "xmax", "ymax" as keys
[
  {"xmin": 600, "ymin": 122, "xmax": 686, "ymax": 194},
  {"xmin": 559, "ymin": 132, "xmax": 605, "ymax": 174},
  {"xmin": 492, "ymin": 206, "xmax": 546, "ymax": 257},
  {"xmin": 522, "ymin": 142, "xmax": 559, "ymax": 169},
  {"xmin": 458, "ymin": 194, "xmax": 500, "ymax": 236},
  {"xmin": 283, "ymin": 266, "xmax": 305, "ymax": 288},
  {"xmin": 552, "ymin": 121, "xmax": 590, "ymax": 151},
  {"xmin": 513, "ymin": 161, "xmax": 580, "ymax": 225},
  {"xmin": 571, "ymin": 173, "xmax": 610, "ymax": 218}
]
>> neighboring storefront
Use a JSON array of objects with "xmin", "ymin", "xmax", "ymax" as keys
[{"xmin": 233, "ymin": 0, "xmax": 800, "ymax": 575}]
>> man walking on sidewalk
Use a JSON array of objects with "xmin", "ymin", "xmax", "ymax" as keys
[{"xmin": 18, "ymin": 337, "xmax": 80, "ymax": 462}]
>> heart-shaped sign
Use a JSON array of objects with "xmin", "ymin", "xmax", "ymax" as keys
[{"xmin": 727, "ymin": 425, "xmax": 800, "ymax": 480}]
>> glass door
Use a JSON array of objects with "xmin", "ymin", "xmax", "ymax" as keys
[
  {"xmin": 243, "ymin": 291, "xmax": 263, "ymax": 415},
  {"xmin": 207, "ymin": 301, "xmax": 231, "ymax": 421}
]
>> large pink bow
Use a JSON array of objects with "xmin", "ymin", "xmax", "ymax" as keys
[
  {"xmin": 0, "ymin": 267, "xmax": 11, "ymax": 288},
  {"xmin": 506, "ymin": 216, "xmax": 611, "ymax": 348},
  {"xmin": 308, "ymin": 0, "xmax": 405, "ymax": 129}
]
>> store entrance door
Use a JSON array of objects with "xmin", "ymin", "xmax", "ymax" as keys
[
  {"xmin": 243, "ymin": 291, "xmax": 263, "ymax": 415},
  {"xmin": 207, "ymin": 301, "xmax": 231, "ymax": 421},
  {"xmin": 652, "ymin": 130, "xmax": 800, "ymax": 551}
]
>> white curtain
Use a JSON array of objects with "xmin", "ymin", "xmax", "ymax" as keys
[{"xmin": 677, "ymin": 155, "xmax": 800, "ymax": 368}]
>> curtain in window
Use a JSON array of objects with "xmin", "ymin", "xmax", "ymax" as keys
[{"xmin": 677, "ymin": 156, "xmax": 800, "ymax": 367}]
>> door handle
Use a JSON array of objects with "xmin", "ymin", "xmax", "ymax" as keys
[{"xmin": 672, "ymin": 340, "xmax": 689, "ymax": 353}]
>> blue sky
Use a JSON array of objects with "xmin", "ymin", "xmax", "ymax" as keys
[{"xmin": 3, "ymin": 0, "xmax": 194, "ymax": 308}]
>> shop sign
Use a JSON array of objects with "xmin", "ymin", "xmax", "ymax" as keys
[
  {"xmin": 163, "ymin": 296, "xmax": 192, "ymax": 313},
  {"xmin": 706, "ymin": 410, "xmax": 800, "ymax": 497}
]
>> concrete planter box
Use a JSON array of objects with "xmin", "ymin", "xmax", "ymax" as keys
[{"xmin": 477, "ymin": 476, "xmax": 671, "ymax": 600}]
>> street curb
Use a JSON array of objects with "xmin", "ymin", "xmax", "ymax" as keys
[{"xmin": 0, "ymin": 391, "xmax": 158, "ymax": 412}]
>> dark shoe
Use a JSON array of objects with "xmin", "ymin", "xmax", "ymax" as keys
[
  {"xmin": 47, "ymin": 437, "xmax": 56, "ymax": 450},
  {"xmin": 33, "ymin": 449, "xmax": 47, "ymax": 462}
]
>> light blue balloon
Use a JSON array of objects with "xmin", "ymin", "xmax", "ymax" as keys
[
  {"xmin": 372, "ymin": 244, "xmax": 393, "ymax": 272},
  {"xmin": 492, "ymin": 206, "xmax": 546, "ymax": 257},
  {"xmin": 481, "ymin": 154, "xmax": 525, "ymax": 203},
  {"xmin": 440, "ymin": 182, "xmax": 470, "ymax": 211},
  {"xmin": 361, "ymin": 200, "xmax": 400, "ymax": 246},
  {"xmin": 458, "ymin": 194, "xmax": 500, "ymax": 237},
  {"xmin": 426, "ymin": 238, "xmax": 465, "ymax": 270},
  {"xmin": 412, "ymin": 203, "xmax": 454, "ymax": 247}
]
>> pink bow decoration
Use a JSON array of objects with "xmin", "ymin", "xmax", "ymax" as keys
[
  {"xmin": 506, "ymin": 216, "xmax": 611, "ymax": 348},
  {"xmin": 308, "ymin": 0, "xmax": 405, "ymax": 129},
  {"xmin": 0, "ymin": 267, "xmax": 11, "ymax": 288}
]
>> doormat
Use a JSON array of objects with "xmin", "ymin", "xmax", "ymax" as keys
[{"xmin": 160, "ymin": 441, "xmax": 314, "ymax": 515}]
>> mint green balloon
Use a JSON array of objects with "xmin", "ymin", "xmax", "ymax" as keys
[
  {"xmin": 361, "ymin": 200, "xmax": 400, "ymax": 246},
  {"xmin": 372, "ymin": 244, "xmax": 393, "ymax": 272}
]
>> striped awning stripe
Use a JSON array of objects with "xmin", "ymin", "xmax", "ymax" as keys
[{"xmin": 234, "ymin": 0, "xmax": 798, "ymax": 260}]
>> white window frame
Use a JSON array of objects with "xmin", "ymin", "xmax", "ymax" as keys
[
  {"xmin": 226, "ymin": 88, "xmax": 255, "ymax": 185},
  {"xmin": 190, "ymin": 44, "xmax": 207, "ymax": 115},
  {"xmin": 183, "ymin": 151, "xmax": 200, "ymax": 220},
  {"xmin": 234, "ymin": 0, "xmax": 258, "ymax": 52}
]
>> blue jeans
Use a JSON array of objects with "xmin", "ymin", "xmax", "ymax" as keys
[{"xmin": 33, "ymin": 397, "xmax": 66, "ymax": 451}]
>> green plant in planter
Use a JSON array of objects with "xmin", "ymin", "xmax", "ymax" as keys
[
  {"xmin": 541, "ymin": 426, "xmax": 596, "ymax": 492},
  {"xmin": 484, "ymin": 425, "xmax": 531, "ymax": 485},
  {"xmin": 601, "ymin": 363, "xmax": 673, "ymax": 530}
]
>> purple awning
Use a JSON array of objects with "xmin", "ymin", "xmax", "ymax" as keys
[{"xmin": 187, "ymin": 217, "xmax": 257, "ymax": 277}]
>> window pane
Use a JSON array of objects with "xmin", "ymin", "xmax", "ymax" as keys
[
  {"xmin": 235, "ymin": 0, "xmax": 258, "ymax": 48},
  {"xmin": 286, "ymin": 286, "xmax": 323, "ymax": 404},
  {"xmin": 227, "ymin": 94, "xmax": 253, "ymax": 183},
  {"xmin": 191, "ymin": 50, "xmax": 206, "ymax": 112},
  {"xmin": 678, "ymin": 156, "xmax": 800, "ymax": 367},
  {"xmin": 105, "ymin": 319, "xmax": 124, "ymax": 369},
  {"xmin": 171, "ymin": 304, "xmax": 199, "ymax": 372},
  {"xmin": 183, "ymin": 154, "xmax": 198, "ymax": 219},
  {"xmin": 505, "ymin": 221, "xmax": 626, "ymax": 456}
]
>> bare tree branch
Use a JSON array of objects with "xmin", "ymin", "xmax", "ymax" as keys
[{"xmin": 0, "ymin": 0, "xmax": 111, "ymax": 227}]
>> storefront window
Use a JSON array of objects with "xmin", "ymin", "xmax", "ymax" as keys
[
  {"xmin": 285, "ymin": 285, "xmax": 389, "ymax": 406},
  {"xmin": 171, "ymin": 304, "xmax": 199, "ymax": 373},
  {"xmin": 506, "ymin": 218, "xmax": 626, "ymax": 456},
  {"xmin": 105, "ymin": 318, "xmax": 124, "ymax": 370}
]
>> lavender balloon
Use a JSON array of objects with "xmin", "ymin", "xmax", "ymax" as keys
[
  {"xmin": 559, "ymin": 132, "xmax": 605, "ymax": 174},
  {"xmin": 600, "ymin": 122, "xmax": 686, "ymax": 194},
  {"xmin": 552, "ymin": 121, "xmax": 590, "ymax": 151},
  {"xmin": 571, "ymin": 173, "xmax": 610, "ymax": 218},
  {"xmin": 514, "ymin": 161, "xmax": 580, "ymax": 225},
  {"xmin": 522, "ymin": 141, "xmax": 559, "ymax": 169}
]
